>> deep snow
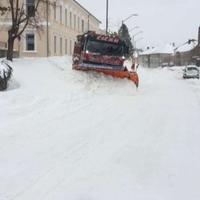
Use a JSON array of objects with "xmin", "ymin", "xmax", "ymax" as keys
[{"xmin": 0, "ymin": 57, "xmax": 200, "ymax": 200}]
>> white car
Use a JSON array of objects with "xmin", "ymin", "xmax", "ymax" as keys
[{"xmin": 183, "ymin": 65, "xmax": 199, "ymax": 79}]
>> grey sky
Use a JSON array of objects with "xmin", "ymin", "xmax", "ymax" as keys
[{"xmin": 78, "ymin": 0, "xmax": 200, "ymax": 48}]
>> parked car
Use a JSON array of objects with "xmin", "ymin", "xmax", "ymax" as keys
[{"xmin": 183, "ymin": 65, "xmax": 199, "ymax": 79}]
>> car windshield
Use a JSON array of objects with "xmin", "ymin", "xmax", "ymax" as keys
[
  {"xmin": 187, "ymin": 67, "xmax": 198, "ymax": 71},
  {"xmin": 185, "ymin": 67, "xmax": 199, "ymax": 75},
  {"xmin": 86, "ymin": 40, "xmax": 124, "ymax": 56}
]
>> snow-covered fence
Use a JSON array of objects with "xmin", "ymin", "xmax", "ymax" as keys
[{"xmin": 0, "ymin": 59, "xmax": 13, "ymax": 91}]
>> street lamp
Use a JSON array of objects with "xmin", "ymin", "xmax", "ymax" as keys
[
  {"xmin": 129, "ymin": 26, "xmax": 139, "ymax": 32},
  {"xmin": 122, "ymin": 13, "xmax": 138, "ymax": 25},
  {"xmin": 134, "ymin": 37, "xmax": 144, "ymax": 49},
  {"xmin": 132, "ymin": 31, "xmax": 143, "ymax": 49},
  {"xmin": 133, "ymin": 30, "xmax": 143, "ymax": 37},
  {"xmin": 135, "ymin": 37, "xmax": 144, "ymax": 42}
]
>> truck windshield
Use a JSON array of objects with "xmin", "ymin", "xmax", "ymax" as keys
[{"xmin": 86, "ymin": 40, "xmax": 124, "ymax": 56}]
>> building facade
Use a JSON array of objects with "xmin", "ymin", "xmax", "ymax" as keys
[
  {"xmin": 139, "ymin": 45, "xmax": 175, "ymax": 68},
  {"xmin": 0, "ymin": 0, "xmax": 101, "ymax": 58},
  {"xmin": 174, "ymin": 39, "xmax": 200, "ymax": 66},
  {"xmin": 139, "ymin": 27, "xmax": 200, "ymax": 68}
]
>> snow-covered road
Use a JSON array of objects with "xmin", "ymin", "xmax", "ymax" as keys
[{"xmin": 0, "ymin": 57, "xmax": 200, "ymax": 200}]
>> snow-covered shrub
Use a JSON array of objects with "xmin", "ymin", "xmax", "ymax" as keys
[{"xmin": 0, "ymin": 59, "xmax": 13, "ymax": 91}]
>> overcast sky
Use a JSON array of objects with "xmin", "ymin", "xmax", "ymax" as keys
[{"xmin": 78, "ymin": 0, "xmax": 200, "ymax": 48}]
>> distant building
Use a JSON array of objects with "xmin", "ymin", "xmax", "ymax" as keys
[
  {"xmin": 0, "ymin": 0, "xmax": 101, "ymax": 58},
  {"xmin": 174, "ymin": 36, "xmax": 200, "ymax": 66},
  {"xmin": 139, "ymin": 44, "xmax": 175, "ymax": 68},
  {"xmin": 139, "ymin": 27, "xmax": 200, "ymax": 67}
]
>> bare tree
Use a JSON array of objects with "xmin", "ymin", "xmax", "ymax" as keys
[{"xmin": 0, "ymin": 0, "xmax": 43, "ymax": 61}]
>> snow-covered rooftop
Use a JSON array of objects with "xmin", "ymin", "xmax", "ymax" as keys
[
  {"xmin": 175, "ymin": 40, "xmax": 197, "ymax": 53},
  {"xmin": 141, "ymin": 43, "xmax": 175, "ymax": 55},
  {"xmin": 1, "ymin": 57, "xmax": 200, "ymax": 200},
  {"xmin": 141, "ymin": 40, "xmax": 198, "ymax": 55}
]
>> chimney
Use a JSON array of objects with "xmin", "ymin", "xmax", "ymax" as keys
[{"xmin": 198, "ymin": 26, "xmax": 200, "ymax": 46}]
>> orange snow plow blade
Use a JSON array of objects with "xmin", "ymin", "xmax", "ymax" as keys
[{"xmin": 73, "ymin": 64, "xmax": 139, "ymax": 87}]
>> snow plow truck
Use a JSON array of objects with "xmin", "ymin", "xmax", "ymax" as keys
[{"xmin": 72, "ymin": 31, "xmax": 139, "ymax": 87}]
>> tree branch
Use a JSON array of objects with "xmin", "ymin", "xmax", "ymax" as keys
[
  {"xmin": 9, "ymin": 0, "xmax": 14, "ymax": 24},
  {"xmin": 17, "ymin": 3, "xmax": 25, "ymax": 24},
  {"xmin": 15, "ymin": 0, "xmax": 19, "ymax": 22},
  {"xmin": 16, "ymin": 20, "xmax": 29, "ymax": 38}
]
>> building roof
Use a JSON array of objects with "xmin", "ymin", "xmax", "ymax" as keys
[
  {"xmin": 73, "ymin": 0, "xmax": 101, "ymax": 24},
  {"xmin": 175, "ymin": 40, "xmax": 197, "ymax": 53},
  {"xmin": 140, "ymin": 47, "xmax": 156, "ymax": 55}
]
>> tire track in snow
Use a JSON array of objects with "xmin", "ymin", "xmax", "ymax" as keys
[
  {"xmin": 8, "ymin": 99, "xmax": 116, "ymax": 200},
  {"xmin": 9, "ymin": 139, "xmax": 89, "ymax": 200}
]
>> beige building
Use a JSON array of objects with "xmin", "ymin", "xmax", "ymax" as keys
[{"xmin": 0, "ymin": 0, "xmax": 101, "ymax": 57}]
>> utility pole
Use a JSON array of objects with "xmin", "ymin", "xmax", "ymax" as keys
[
  {"xmin": 106, "ymin": 0, "xmax": 108, "ymax": 34},
  {"xmin": 46, "ymin": 0, "xmax": 49, "ymax": 57},
  {"xmin": 198, "ymin": 26, "xmax": 200, "ymax": 46}
]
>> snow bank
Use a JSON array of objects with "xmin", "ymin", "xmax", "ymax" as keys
[
  {"xmin": 0, "ymin": 59, "xmax": 13, "ymax": 79},
  {"xmin": 0, "ymin": 57, "xmax": 200, "ymax": 200},
  {"xmin": 0, "ymin": 59, "xmax": 13, "ymax": 90}
]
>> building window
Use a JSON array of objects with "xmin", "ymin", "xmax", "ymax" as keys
[
  {"xmin": 26, "ymin": 33, "xmax": 35, "ymax": 51},
  {"xmin": 54, "ymin": 36, "xmax": 57, "ymax": 54},
  {"xmin": 53, "ymin": 2, "xmax": 56, "ymax": 20},
  {"xmin": 78, "ymin": 17, "xmax": 80, "ymax": 32},
  {"xmin": 60, "ymin": 5, "xmax": 62, "ymax": 24},
  {"xmin": 60, "ymin": 37, "xmax": 62, "ymax": 55},
  {"xmin": 81, "ymin": 19, "xmax": 84, "ymax": 33},
  {"xmin": 26, "ymin": 0, "xmax": 35, "ymax": 17},
  {"xmin": 70, "ymin": 12, "xmax": 72, "ymax": 28},
  {"xmin": 65, "ymin": 9, "xmax": 67, "ymax": 27},
  {"xmin": 65, "ymin": 39, "xmax": 68, "ymax": 54},
  {"xmin": 70, "ymin": 40, "xmax": 72, "ymax": 55},
  {"xmin": 74, "ymin": 14, "xmax": 76, "ymax": 30}
]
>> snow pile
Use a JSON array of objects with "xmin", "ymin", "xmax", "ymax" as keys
[
  {"xmin": 0, "ymin": 59, "xmax": 13, "ymax": 79},
  {"xmin": 0, "ymin": 57, "xmax": 200, "ymax": 200},
  {"xmin": 160, "ymin": 43, "xmax": 175, "ymax": 54},
  {"xmin": 0, "ymin": 59, "xmax": 13, "ymax": 90}
]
